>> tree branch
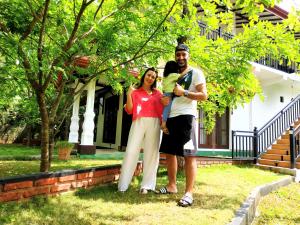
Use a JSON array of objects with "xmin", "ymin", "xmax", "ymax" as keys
[
  {"xmin": 94, "ymin": 0, "xmax": 105, "ymax": 19},
  {"xmin": 43, "ymin": 0, "xmax": 88, "ymax": 91},
  {"xmin": 78, "ymin": 0, "xmax": 135, "ymax": 41},
  {"xmin": 133, "ymin": 0, "xmax": 177, "ymax": 58},
  {"xmin": 73, "ymin": 49, "xmax": 167, "ymax": 96},
  {"xmin": 37, "ymin": 0, "xmax": 50, "ymax": 85}
]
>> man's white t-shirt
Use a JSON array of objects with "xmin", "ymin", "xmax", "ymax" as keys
[{"xmin": 169, "ymin": 67, "xmax": 206, "ymax": 118}]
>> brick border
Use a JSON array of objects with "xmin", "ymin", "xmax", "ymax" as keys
[
  {"xmin": 0, "ymin": 156, "xmax": 252, "ymax": 203},
  {"xmin": 0, "ymin": 163, "xmax": 142, "ymax": 203}
]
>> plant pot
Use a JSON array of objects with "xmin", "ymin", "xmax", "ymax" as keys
[{"xmin": 58, "ymin": 147, "xmax": 72, "ymax": 160}]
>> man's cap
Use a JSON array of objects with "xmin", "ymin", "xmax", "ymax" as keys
[{"xmin": 175, "ymin": 44, "xmax": 189, "ymax": 53}]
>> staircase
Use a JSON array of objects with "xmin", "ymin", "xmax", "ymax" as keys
[{"xmin": 258, "ymin": 121, "xmax": 300, "ymax": 169}]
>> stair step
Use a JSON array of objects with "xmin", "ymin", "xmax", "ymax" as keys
[
  {"xmin": 281, "ymin": 134, "xmax": 289, "ymax": 139},
  {"xmin": 277, "ymin": 161, "xmax": 291, "ymax": 168},
  {"xmin": 258, "ymin": 158, "xmax": 296, "ymax": 168},
  {"xmin": 267, "ymin": 149, "xmax": 289, "ymax": 155},
  {"xmin": 261, "ymin": 154, "xmax": 290, "ymax": 161},
  {"xmin": 277, "ymin": 139, "xmax": 289, "ymax": 144},
  {"xmin": 258, "ymin": 159, "xmax": 277, "ymax": 166},
  {"xmin": 271, "ymin": 144, "xmax": 289, "ymax": 150}
]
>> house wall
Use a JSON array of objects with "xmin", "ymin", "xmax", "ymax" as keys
[{"xmin": 231, "ymin": 79, "xmax": 300, "ymax": 132}]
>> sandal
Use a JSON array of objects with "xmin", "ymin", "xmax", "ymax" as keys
[
  {"xmin": 156, "ymin": 186, "xmax": 177, "ymax": 194},
  {"xmin": 139, "ymin": 188, "xmax": 148, "ymax": 194},
  {"xmin": 177, "ymin": 194, "xmax": 193, "ymax": 207}
]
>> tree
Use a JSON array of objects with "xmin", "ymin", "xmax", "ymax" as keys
[{"xmin": 0, "ymin": 0, "xmax": 299, "ymax": 172}]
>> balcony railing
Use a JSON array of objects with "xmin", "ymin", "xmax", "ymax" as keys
[{"xmin": 198, "ymin": 22, "xmax": 298, "ymax": 74}]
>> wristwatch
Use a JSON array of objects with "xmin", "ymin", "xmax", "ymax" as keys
[{"xmin": 183, "ymin": 90, "xmax": 189, "ymax": 97}]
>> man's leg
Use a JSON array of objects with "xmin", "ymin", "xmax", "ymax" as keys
[
  {"xmin": 184, "ymin": 156, "xmax": 197, "ymax": 194},
  {"xmin": 165, "ymin": 153, "xmax": 178, "ymax": 193}
]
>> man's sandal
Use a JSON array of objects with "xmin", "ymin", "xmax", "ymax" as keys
[
  {"xmin": 156, "ymin": 186, "xmax": 177, "ymax": 194},
  {"xmin": 177, "ymin": 194, "xmax": 193, "ymax": 207}
]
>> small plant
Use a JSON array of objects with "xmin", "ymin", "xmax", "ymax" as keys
[
  {"xmin": 55, "ymin": 141, "xmax": 74, "ymax": 160},
  {"xmin": 55, "ymin": 141, "xmax": 74, "ymax": 149}
]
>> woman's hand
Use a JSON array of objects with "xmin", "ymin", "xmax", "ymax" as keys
[
  {"xmin": 161, "ymin": 96, "xmax": 170, "ymax": 106},
  {"xmin": 127, "ymin": 85, "xmax": 135, "ymax": 96}
]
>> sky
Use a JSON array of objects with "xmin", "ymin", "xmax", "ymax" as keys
[{"xmin": 278, "ymin": 0, "xmax": 300, "ymax": 12}]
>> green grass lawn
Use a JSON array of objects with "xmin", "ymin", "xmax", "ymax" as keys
[
  {"xmin": 0, "ymin": 165, "xmax": 288, "ymax": 225},
  {"xmin": 0, "ymin": 144, "xmax": 121, "ymax": 178},
  {"xmin": 252, "ymin": 182, "xmax": 300, "ymax": 225},
  {"xmin": 0, "ymin": 158, "xmax": 122, "ymax": 178},
  {"xmin": 0, "ymin": 144, "xmax": 43, "ymax": 157}
]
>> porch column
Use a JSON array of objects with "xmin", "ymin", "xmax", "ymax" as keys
[
  {"xmin": 80, "ymin": 79, "xmax": 96, "ymax": 154},
  {"xmin": 68, "ymin": 81, "xmax": 82, "ymax": 143}
]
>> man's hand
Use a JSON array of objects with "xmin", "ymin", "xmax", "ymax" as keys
[
  {"xmin": 161, "ymin": 96, "xmax": 170, "ymax": 106},
  {"xmin": 173, "ymin": 83, "xmax": 185, "ymax": 96}
]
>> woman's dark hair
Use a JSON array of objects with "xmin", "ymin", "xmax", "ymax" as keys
[
  {"xmin": 163, "ymin": 61, "xmax": 179, "ymax": 77},
  {"xmin": 137, "ymin": 67, "xmax": 158, "ymax": 90}
]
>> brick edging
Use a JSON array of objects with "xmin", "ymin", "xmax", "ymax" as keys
[
  {"xmin": 0, "ymin": 162, "xmax": 143, "ymax": 203},
  {"xmin": 228, "ymin": 176, "xmax": 294, "ymax": 225}
]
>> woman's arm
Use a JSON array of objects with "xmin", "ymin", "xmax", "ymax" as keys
[{"xmin": 124, "ymin": 85, "xmax": 135, "ymax": 114}]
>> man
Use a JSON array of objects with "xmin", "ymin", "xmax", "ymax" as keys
[{"xmin": 159, "ymin": 44, "xmax": 207, "ymax": 207}]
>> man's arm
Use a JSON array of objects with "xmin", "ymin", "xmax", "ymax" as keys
[{"xmin": 173, "ymin": 83, "xmax": 207, "ymax": 101}]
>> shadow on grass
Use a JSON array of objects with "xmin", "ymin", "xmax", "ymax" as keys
[
  {"xmin": 0, "ymin": 195, "xmax": 134, "ymax": 225},
  {"xmin": 74, "ymin": 183, "xmax": 242, "ymax": 210}
]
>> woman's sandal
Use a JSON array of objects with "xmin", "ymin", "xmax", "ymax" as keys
[
  {"xmin": 139, "ymin": 188, "xmax": 149, "ymax": 194},
  {"xmin": 177, "ymin": 194, "xmax": 193, "ymax": 207},
  {"xmin": 156, "ymin": 186, "xmax": 177, "ymax": 194}
]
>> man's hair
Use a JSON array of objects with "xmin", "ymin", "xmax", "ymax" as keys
[{"xmin": 175, "ymin": 43, "xmax": 189, "ymax": 53}]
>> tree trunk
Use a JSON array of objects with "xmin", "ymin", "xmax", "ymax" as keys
[
  {"xmin": 48, "ymin": 127, "xmax": 55, "ymax": 167},
  {"xmin": 37, "ymin": 92, "xmax": 50, "ymax": 172},
  {"xmin": 26, "ymin": 124, "xmax": 32, "ymax": 146}
]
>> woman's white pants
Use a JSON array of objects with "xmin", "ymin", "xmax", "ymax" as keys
[{"xmin": 118, "ymin": 117, "xmax": 160, "ymax": 191}]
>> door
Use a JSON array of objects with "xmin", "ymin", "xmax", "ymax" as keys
[
  {"xmin": 102, "ymin": 95, "xmax": 119, "ymax": 143},
  {"xmin": 198, "ymin": 108, "xmax": 229, "ymax": 149}
]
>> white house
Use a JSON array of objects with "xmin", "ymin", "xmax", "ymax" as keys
[{"xmin": 68, "ymin": 3, "xmax": 300, "ymax": 159}]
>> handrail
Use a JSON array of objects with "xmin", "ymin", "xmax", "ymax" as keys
[
  {"xmin": 258, "ymin": 95, "xmax": 300, "ymax": 134},
  {"xmin": 232, "ymin": 94, "xmax": 300, "ymax": 160}
]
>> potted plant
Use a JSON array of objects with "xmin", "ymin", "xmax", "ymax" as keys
[{"xmin": 56, "ymin": 141, "xmax": 74, "ymax": 160}]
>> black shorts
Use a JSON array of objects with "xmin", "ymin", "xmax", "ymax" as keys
[{"xmin": 159, "ymin": 115, "xmax": 197, "ymax": 157}]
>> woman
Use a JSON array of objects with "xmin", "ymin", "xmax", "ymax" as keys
[{"xmin": 118, "ymin": 67, "xmax": 163, "ymax": 194}]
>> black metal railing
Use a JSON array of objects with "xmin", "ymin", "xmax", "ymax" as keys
[
  {"xmin": 289, "ymin": 125, "xmax": 300, "ymax": 169},
  {"xmin": 232, "ymin": 94, "xmax": 300, "ymax": 162},
  {"xmin": 198, "ymin": 22, "xmax": 298, "ymax": 74},
  {"xmin": 255, "ymin": 56, "xmax": 298, "ymax": 74}
]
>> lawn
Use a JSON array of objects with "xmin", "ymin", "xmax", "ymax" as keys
[
  {"xmin": 0, "ymin": 159, "xmax": 122, "ymax": 178},
  {"xmin": 0, "ymin": 164, "xmax": 288, "ymax": 225},
  {"xmin": 0, "ymin": 144, "xmax": 121, "ymax": 178},
  {"xmin": 252, "ymin": 182, "xmax": 300, "ymax": 225},
  {"xmin": 0, "ymin": 144, "xmax": 42, "ymax": 157}
]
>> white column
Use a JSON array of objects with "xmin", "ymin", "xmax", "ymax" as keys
[
  {"xmin": 68, "ymin": 81, "xmax": 82, "ymax": 143},
  {"xmin": 80, "ymin": 79, "xmax": 96, "ymax": 145}
]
